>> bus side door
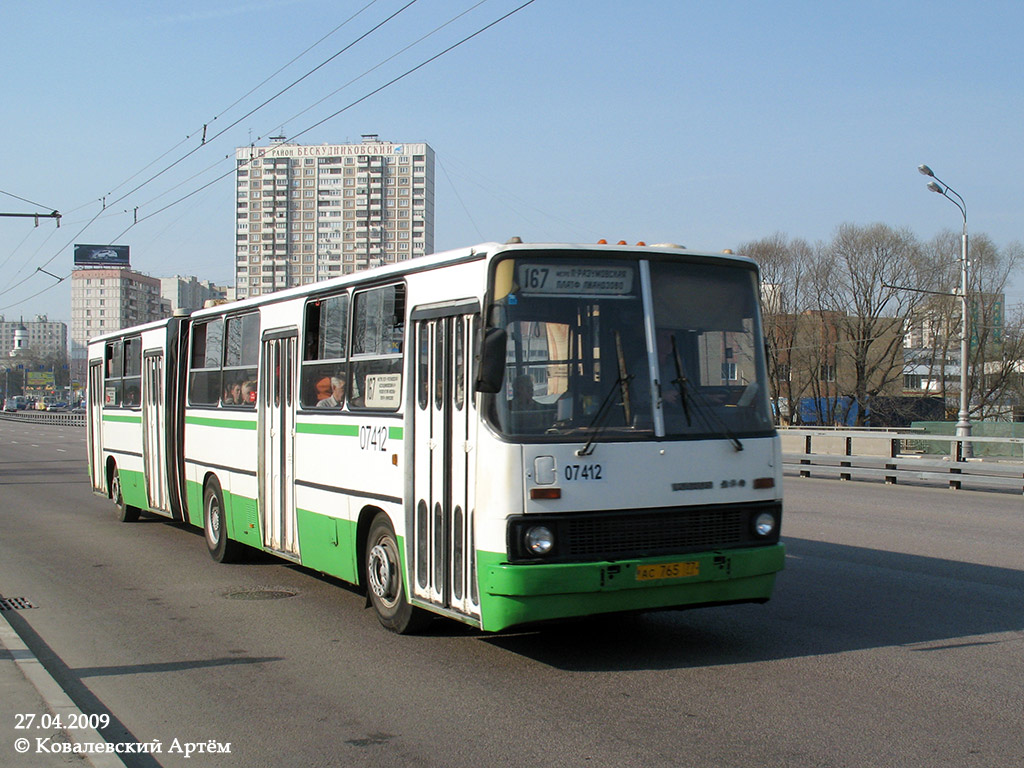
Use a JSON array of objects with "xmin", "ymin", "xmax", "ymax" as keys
[
  {"xmin": 259, "ymin": 330, "xmax": 300, "ymax": 559},
  {"xmin": 87, "ymin": 360, "xmax": 105, "ymax": 493},
  {"xmin": 411, "ymin": 306, "xmax": 480, "ymax": 620}
]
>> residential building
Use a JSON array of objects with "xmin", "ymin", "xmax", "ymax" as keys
[
  {"xmin": 70, "ymin": 267, "xmax": 170, "ymax": 383},
  {"xmin": 765, "ymin": 309, "xmax": 905, "ymax": 425},
  {"xmin": 0, "ymin": 315, "xmax": 67, "ymax": 360},
  {"xmin": 160, "ymin": 275, "xmax": 228, "ymax": 314},
  {"xmin": 234, "ymin": 135, "xmax": 435, "ymax": 299}
]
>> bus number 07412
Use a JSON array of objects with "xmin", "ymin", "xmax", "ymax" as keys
[
  {"xmin": 564, "ymin": 463, "xmax": 602, "ymax": 481},
  {"xmin": 359, "ymin": 425, "xmax": 388, "ymax": 452}
]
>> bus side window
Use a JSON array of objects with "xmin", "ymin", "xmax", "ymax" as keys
[
  {"xmin": 300, "ymin": 293, "xmax": 348, "ymax": 410},
  {"xmin": 350, "ymin": 284, "xmax": 404, "ymax": 411},
  {"xmin": 122, "ymin": 336, "xmax": 142, "ymax": 408},
  {"xmin": 189, "ymin": 318, "xmax": 224, "ymax": 405},
  {"xmin": 223, "ymin": 313, "xmax": 259, "ymax": 408},
  {"xmin": 105, "ymin": 340, "xmax": 123, "ymax": 406}
]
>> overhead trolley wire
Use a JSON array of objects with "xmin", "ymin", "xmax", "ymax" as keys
[
  {"xmin": 0, "ymin": 0, "xmax": 403, "ymax": 298},
  {"xmin": 1, "ymin": 0, "xmax": 539, "ymax": 311},
  {"xmin": 287, "ymin": 0, "xmax": 538, "ymax": 145},
  {"xmin": 211, "ymin": 0, "xmax": 384, "ymax": 129},
  {"xmin": 103, "ymin": 0, "xmax": 421, "ymax": 213},
  {"xmin": 276, "ymin": 0, "xmax": 490, "ymax": 130},
  {"xmin": 128, "ymin": 0, "xmax": 540, "ymax": 229},
  {"xmin": 96, "ymin": 0, "xmax": 385, "ymax": 207},
  {"xmin": 0, "ymin": 206, "xmax": 105, "ymax": 305},
  {"xmin": 0, "ymin": 188, "xmax": 60, "ymax": 213}
]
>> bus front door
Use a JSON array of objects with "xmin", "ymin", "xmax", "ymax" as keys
[
  {"xmin": 411, "ymin": 310, "xmax": 480, "ymax": 621},
  {"xmin": 259, "ymin": 332, "xmax": 300, "ymax": 559}
]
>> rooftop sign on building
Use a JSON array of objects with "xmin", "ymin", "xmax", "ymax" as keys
[{"xmin": 74, "ymin": 244, "xmax": 130, "ymax": 267}]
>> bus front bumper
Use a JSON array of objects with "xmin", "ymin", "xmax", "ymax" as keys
[{"xmin": 477, "ymin": 543, "xmax": 785, "ymax": 632}]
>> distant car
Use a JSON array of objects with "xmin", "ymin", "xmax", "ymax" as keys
[{"xmin": 3, "ymin": 396, "xmax": 28, "ymax": 411}]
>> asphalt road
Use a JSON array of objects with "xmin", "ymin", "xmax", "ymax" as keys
[{"xmin": 1, "ymin": 420, "xmax": 1022, "ymax": 767}]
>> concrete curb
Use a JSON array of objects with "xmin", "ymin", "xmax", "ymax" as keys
[{"xmin": 0, "ymin": 612, "xmax": 124, "ymax": 768}]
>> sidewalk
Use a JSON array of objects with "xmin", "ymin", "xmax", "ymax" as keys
[{"xmin": 0, "ymin": 612, "xmax": 122, "ymax": 767}]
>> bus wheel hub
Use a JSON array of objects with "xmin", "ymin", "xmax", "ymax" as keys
[{"xmin": 368, "ymin": 544, "xmax": 393, "ymax": 599}]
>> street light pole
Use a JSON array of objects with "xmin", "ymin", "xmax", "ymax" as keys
[{"xmin": 918, "ymin": 164, "xmax": 971, "ymax": 458}]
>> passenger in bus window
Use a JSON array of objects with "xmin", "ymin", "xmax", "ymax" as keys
[
  {"xmin": 242, "ymin": 380, "xmax": 257, "ymax": 405},
  {"xmin": 314, "ymin": 377, "xmax": 332, "ymax": 403},
  {"xmin": 223, "ymin": 381, "xmax": 242, "ymax": 405},
  {"xmin": 124, "ymin": 385, "xmax": 140, "ymax": 406},
  {"xmin": 316, "ymin": 377, "xmax": 346, "ymax": 408}
]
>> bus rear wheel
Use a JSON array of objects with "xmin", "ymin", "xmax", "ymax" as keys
[
  {"xmin": 365, "ymin": 513, "xmax": 430, "ymax": 634},
  {"xmin": 110, "ymin": 463, "xmax": 140, "ymax": 523},
  {"xmin": 203, "ymin": 477, "xmax": 242, "ymax": 563}
]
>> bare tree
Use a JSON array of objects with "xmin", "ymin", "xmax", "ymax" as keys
[
  {"xmin": 814, "ymin": 223, "xmax": 928, "ymax": 426},
  {"xmin": 967, "ymin": 237, "xmax": 1023, "ymax": 419},
  {"xmin": 739, "ymin": 233, "xmax": 816, "ymax": 424},
  {"xmin": 913, "ymin": 232, "xmax": 1024, "ymax": 420}
]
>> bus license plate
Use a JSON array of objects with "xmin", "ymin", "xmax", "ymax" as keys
[{"xmin": 636, "ymin": 561, "xmax": 700, "ymax": 581}]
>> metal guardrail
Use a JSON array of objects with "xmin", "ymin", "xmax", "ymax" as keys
[
  {"xmin": 780, "ymin": 427, "xmax": 1024, "ymax": 494},
  {"xmin": 0, "ymin": 410, "xmax": 86, "ymax": 427},
  {"xmin": 3, "ymin": 414, "xmax": 1019, "ymax": 493}
]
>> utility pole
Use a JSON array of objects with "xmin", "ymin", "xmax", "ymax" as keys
[{"xmin": 0, "ymin": 210, "xmax": 61, "ymax": 227}]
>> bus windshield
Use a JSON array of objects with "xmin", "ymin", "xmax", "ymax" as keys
[{"xmin": 487, "ymin": 254, "xmax": 774, "ymax": 443}]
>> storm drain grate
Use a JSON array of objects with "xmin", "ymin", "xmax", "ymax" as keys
[
  {"xmin": 223, "ymin": 588, "xmax": 297, "ymax": 601},
  {"xmin": 0, "ymin": 597, "xmax": 37, "ymax": 611}
]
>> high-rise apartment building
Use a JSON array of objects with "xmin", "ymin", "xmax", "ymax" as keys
[
  {"xmin": 234, "ymin": 135, "xmax": 434, "ymax": 299},
  {"xmin": 69, "ymin": 267, "xmax": 170, "ymax": 383}
]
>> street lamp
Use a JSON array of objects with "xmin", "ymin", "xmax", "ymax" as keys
[{"xmin": 918, "ymin": 164, "xmax": 971, "ymax": 457}]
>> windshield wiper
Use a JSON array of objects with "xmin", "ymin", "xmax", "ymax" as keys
[
  {"xmin": 615, "ymin": 331, "xmax": 633, "ymax": 427},
  {"xmin": 670, "ymin": 334, "xmax": 693, "ymax": 427},
  {"xmin": 578, "ymin": 331, "xmax": 633, "ymax": 456},
  {"xmin": 669, "ymin": 333, "xmax": 743, "ymax": 452}
]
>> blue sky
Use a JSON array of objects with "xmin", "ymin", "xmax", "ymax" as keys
[{"xmin": 2, "ymin": 0, "xmax": 1022, "ymax": 324}]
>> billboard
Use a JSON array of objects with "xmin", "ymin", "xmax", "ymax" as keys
[
  {"xmin": 74, "ymin": 244, "xmax": 130, "ymax": 267},
  {"xmin": 26, "ymin": 371, "xmax": 55, "ymax": 388}
]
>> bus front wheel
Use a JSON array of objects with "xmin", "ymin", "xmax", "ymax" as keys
[
  {"xmin": 110, "ymin": 463, "xmax": 140, "ymax": 523},
  {"xmin": 365, "ymin": 513, "xmax": 430, "ymax": 634},
  {"xmin": 203, "ymin": 477, "xmax": 241, "ymax": 563}
]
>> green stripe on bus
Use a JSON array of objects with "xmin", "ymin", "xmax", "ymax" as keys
[
  {"xmin": 296, "ymin": 423, "xmax": 359, "ymax": 437},
  {"xmin": 295, "ymin": 423, "xmax": 404, "ymax": 440},
  {"xmin": 103, "ymin": 414, "xmax": 142, "ymax": 424},
  {"xmin": 184, "ymin": 416, "xmax": 257, "ymax": 430}
]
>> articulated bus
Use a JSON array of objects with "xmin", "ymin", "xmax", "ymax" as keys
[{"xmin": 87, "ymin": 241, "xmax": 784, "ymax": 633}]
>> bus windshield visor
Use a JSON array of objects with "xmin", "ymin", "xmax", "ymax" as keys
[{"xmin": 486, "ymin": 255, "xmax": 774, "ymax": 442}]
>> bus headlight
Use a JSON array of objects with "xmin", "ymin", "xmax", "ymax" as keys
[
  {"xmin": 525, "ymin": 525, "xmax": 555, "ymax": 555},
  {"xmin": 753, "ymin": 512, "xmax": 776, "ymax": 537}
]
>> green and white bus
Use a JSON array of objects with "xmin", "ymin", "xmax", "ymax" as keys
[{"xmin": 87, "ymin": 241, "xmax": 784, "ymax": 633}]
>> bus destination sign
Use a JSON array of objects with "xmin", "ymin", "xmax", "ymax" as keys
[{"xmin": 517, "ymin": 264, "xmax": 635, "ymax": 296}]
